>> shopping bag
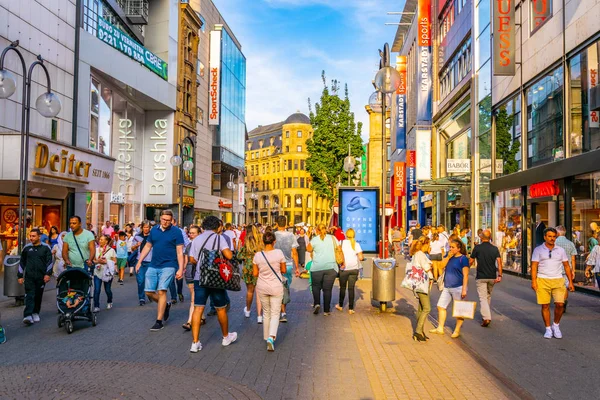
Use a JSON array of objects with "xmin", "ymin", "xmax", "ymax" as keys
[
  {"xmin": 401, "ymin": 260, "xmax": 430, "ymax": 294},
  {"xmin": 452, "ymin": 300, "xmax": 476, "ymax": 319}
]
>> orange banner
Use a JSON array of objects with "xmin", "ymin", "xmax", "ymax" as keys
[
  {"xmin": 393, "ymin": 162, "xmax": 406, "ymax": 197},
  {"xmin": 418, "ymin": 0, "xmax": 431, "ymax": 47},
  {"xmin": 396, "ymin": 56, "xmax": 407, "ymax": 95}
]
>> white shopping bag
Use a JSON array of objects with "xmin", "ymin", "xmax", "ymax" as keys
[{"xmin": 452, "ymin": 300, "xmax": 477, "ymax": 319}]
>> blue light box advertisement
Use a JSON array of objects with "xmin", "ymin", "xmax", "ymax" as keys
[{"xmin": 339, "ymin": 187, "xmax": 379, "ymax": 253}]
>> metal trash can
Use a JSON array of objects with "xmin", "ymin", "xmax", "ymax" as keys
[
  {"xmin": 3, "ymin": 255, "xmax": 25, "ymax": 298},
  {"xmin": 372, "ymin": 258, "xmax": 396, "ymax": 311}
]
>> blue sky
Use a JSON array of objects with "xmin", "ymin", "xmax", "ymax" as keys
[{"xmin": 214, "ymin": 0, "xmax": 405, "ymax": 140}]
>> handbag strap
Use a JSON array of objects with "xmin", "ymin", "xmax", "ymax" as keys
[
  {"xmin": 196, "ymin": 233, "xmax": 216, "ymax": 262},
  {"xmin": 71, "ymin": 232, "xmax": 86, "ymax": 263},
  {"xmin": 261, "ymin": 251, "xmax": 284, "ymax": 283}
]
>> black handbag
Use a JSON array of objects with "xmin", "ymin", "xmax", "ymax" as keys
[{"xmin": 197, "ymin": 234, "xmax": 241, "ymax": 291}]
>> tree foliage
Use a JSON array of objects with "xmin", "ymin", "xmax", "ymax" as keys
[
  {"xmin": 496, "ymin": 107, "xmax": 520, "ymax": 174},
  {"xmin": 306, "ymin": 71, "xmax": 363, "ymax": 203}
]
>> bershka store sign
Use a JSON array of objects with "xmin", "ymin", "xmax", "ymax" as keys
[
  {"xmin": 209, "ymin": 30, "xmax": 222, "ymax": 126},
  {"xmin": 493, "ymin": 0, "xmax": 516, "ymax": 76},
  {"xmin": 531, "ymin": 0, "xmax": 552, "ymax": 32},
  {"xmin": 417, "ymin": 0, "xmax": 431, "ymax": 47}
]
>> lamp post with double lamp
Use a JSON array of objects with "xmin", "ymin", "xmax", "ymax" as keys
[
  {"xmin": 373, "ymin": 43, "xmax": 400, "ymax": 257},
  {"xmin": 0, "ymin": 41, "xmax": 62, "ymax": 253},
  {"xmin": 250, "ymin": 189, "xmax": 258, "ymax": 223},
  {"xmin": 226, "ymin": 173, "xmax": 237, "ymax": 225},
  {"xmin": 170, "ymin": 142, "xmax": 194, "ymax": 224}
]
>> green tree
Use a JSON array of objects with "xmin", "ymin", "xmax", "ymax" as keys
[
  {"xmin": 496, "ymin": 107, "xmax": 520, "ymax": 174},
  {"xmin": 306, "ymin": 71, "xmax": 363, "ymax": 203}
]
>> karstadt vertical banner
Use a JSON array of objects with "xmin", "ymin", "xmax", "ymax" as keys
[
  {"xmin": 417, "ymin": 46, "xmax": 432, "ymax": 123},
  {"xmin": 493, "ymin": 0, "xmax": 516, "ymax": 76},
  {"xmin": 396, "ymin": 56, "xmax": 407, "ymax": 151},
  {"xmin": 406, "ymin": 150, "xmax": 416, "ymax": 226},
  {"xmin": 417, "ymin": 0, "xmax": 431, "ymax": 47}
]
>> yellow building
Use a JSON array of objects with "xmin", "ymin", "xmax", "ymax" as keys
[
  {"xmin": 175, "ymin": 2, "xmax": 202, "ymax": 222},
  {"xmin": 245, "ymin": 112, "xmax": 331, "ymax": 226},
  {"xmin": 366, "ymin": 105, "xmax": 391, "ymax": 189}
]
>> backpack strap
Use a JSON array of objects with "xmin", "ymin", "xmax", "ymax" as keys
[{"xmin": 196, "ymin": 233, "xmax": 216, "ymax": 262}]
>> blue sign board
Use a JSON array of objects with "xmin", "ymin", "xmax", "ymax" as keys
[
  {"xmin": 339, "ymin": 188, "xmax": 379, "ymax": 253},
  {"xmin": 396, "ymin": 93, "xmax": 406, "ymax": 150},
  {"xmin": 417, "ymin": 46, "xmax": 432, "ymax": 123}
]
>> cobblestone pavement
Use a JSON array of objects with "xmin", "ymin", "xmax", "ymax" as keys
[{"xmin": 0, "ymin": 269, "xmax": 519, "ymax": 399}]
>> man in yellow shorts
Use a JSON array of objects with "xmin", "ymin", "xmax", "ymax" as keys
[{"xmin": 531, "ymin": 227, "xmax": 575, "ymax": 339}]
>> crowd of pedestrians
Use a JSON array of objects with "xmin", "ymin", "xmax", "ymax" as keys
[{"xmin": 1, "ymin": 210, "xmax": 596, "ymax": 350}]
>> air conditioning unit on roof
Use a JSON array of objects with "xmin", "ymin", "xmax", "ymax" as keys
[{"xmin": 125, "ymin": 0, "xmax": 149, "ymax": 25}]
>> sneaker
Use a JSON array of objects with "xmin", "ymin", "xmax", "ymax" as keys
[
  {"xmin": 335, "ymin": 305, "xmax": 343, "ymax": 311},
  {"xmin": 23, "ymin": 316, "xmax": 34, "ymax": 326},
  {"xmin": 190, "ymin": 342, "xmax": 202, "ymax": 353},
  {"xmin": 32, "ymin": 314, "xmax": 40, "ymax": 323},
  {"xmin": 139, "ymin": 300, "xmax": 146, "ymax": 306},
  {"xmin": 552, "ymin": 324, "xmax": 563, "ymax": 339},
  {"xmin": 313, "ymin": 304, "xmax": 320, "ymax": 315},
  {"xmin": 323, "ymin": 312, "xmax": 331, "ymax": 316},
  {"xmin": 150, "ymin": 321, "xmax": 164, "ymax": 331},
  {"xmin": 163, "ymin": 302, "xmax": 171, "ymax": 322},
  {"xmin": 222, "ymin": 332, "xmax": 238, "ymax": 346},
  {"xmin": 244, "ymin": 307, "xmax": 251, "ymax": 318},
  {"xmin": 106, "ymin": 303, "xmax": 113, "ymax": 310},
  {"xmin": 0, "ymin": 325, "xmax": 6, "ymax": 344},
  {"xmin": 93, "ymin": 307, "xmax": 100, "ymax": 313},
  {"xmin": 178, "ymin": 293, "xmax": 184, "ymax": 303},
  {"xmin": 119, "ymin": 280, "xmax": 124, "ymax": 285},
  {"xmin": 266, "ymin": 337, "xmax": 275, "ymax": 352},
  {"xmin": 171, "ymin": 299, "xmax": 178, "ymax": 305},
  {"xmin": 279, "ymin": 313, "xmax": 288, "ymax": 323},
  {"xmin": 544, "ymin": 328, "xmax": 553, "ymax": 339},
  {"xmin": 257, "ymin": 316, "xmax": 263, "ymax": 324},
  {"xmin": 348, "ymin": 310, "xmax": 355, "ymax": 315}
]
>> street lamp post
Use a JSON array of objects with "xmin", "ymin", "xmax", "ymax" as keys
[
  {"xmin": 265, "ymin": 199, "xmax": 271, "ymax": 225},
  {"xmin": 0, "ymin": 41, "xmax": 62, "ymax": 253},
  {"xmin": 250, "ymin": 189, "xmax": 258, "ymax": 223},
  {"xmin": 373, "ymin": 43, "xmax": 401, "ymax": 258},
  {"xmin": 170, "ymin": 142, "xmax": 194, "ymax": 224},
  {"xmin": 226, "ymin": 173, "xmax": 237, "ymax": 225}
]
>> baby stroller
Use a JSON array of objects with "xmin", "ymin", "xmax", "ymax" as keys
[{"xmin": 56, "ymin": 268, "xmax": 97, "ymax": 334}]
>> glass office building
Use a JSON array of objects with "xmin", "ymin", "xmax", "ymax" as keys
[{"xmin": 214, "ymin": 29, "xmax": 246, "ymax": 170}]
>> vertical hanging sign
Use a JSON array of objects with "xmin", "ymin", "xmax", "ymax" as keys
[
  {"xmin": 209, "ymin": 30, "xmax": 222, "ymax": 125},
  {"xmin": 393, "ymin": 162, "xmax": 406, "ymax": 197},
  {"xmin": 531, "ymin": 0, "xmax": 552, "ymax": 32},
  {"xmin": 415, "ymin": 130, "xmax": 432, "ymax": 180},
  {"xmin": 493, "ymin": 0, "xmax": 516, "ymax": 76},
  {"xmin": 406, "ymin": 150, "xmax": 417, "ymax": 226},
  {"xmin": 588, "ymin": 45, "xmax": 599, "ymax": 128},
  {"xmin": 396, "ymin": 56, "xmax": 407, "ymax": 151},
  {"xmin": 417, "ymin": 0, "xmax": 432, "ymax": 123}
]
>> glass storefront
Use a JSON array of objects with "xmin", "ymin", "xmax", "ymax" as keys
[
  {"xmin": 495, "ymin": 189, "xmax": 523, "ymax": 273},
  {"xmin": 495, "ymin": 95, "xmax": 522, "ymax": 176},
  {"xmin": 572, "ymin": 172, "xmax": 600, "ymax": 289},
  {"xmin": 526, "ymin": 66, "xmax": 564, "ymax": 168}
]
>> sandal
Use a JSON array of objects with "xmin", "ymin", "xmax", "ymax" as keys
[
  {"xmin": 429, "ymin": 328, "xmax": 445, "ymax": 335},
  {"xmin": 182, "ymin": 323, "xmax": 191, "ymax": 331}
]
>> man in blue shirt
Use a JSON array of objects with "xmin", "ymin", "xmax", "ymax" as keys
[{"xmin": 135, "ymin": 210, "xmax": 184, "ymax": 331}]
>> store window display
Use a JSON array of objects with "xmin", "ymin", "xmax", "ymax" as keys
[{"xmin": 495, "ymin": 189, "xmax": 523, "ymax": 273}]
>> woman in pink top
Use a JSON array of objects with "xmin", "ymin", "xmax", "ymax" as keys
[{"xmin": 253, "ymin": 231, "xmax": 287, "ymax": 351}]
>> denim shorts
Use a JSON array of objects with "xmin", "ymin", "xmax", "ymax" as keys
[
  {"xmin": 437, "ymin": 286, "xmax": 463, "ymax": 309},
  {"xmin": 193, "ymin": 280, "xmax": 229, "ymax": 308},
  {"xmin": 144, "ymin": 267, "xmax": 175, "ymax": 292}
]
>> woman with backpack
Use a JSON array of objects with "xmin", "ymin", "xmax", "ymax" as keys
[
  {"xmin": 336, "ymin": 228, "xmax": 363, "ymax": 314},
  {"xmin": 429, "ymin": 238, "xmax": 470, "ymax": 338},
  {"xmin": 252, "ymin": 231, "xmax": 287, "ymax": 351}
]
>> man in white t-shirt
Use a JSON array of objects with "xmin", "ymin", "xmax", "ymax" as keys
[
  {"xmin": 531, "ymin": 227, "xmax": 574, "ymax": 339},
  {"xmin": 437, "ymin": 225, "xmax": 450, "ymax": 251},
  {"xmin": 223, "ymin": 223, "xmax": 238, "ymax": 251}
]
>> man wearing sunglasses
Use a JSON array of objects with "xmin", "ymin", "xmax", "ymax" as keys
[{"xmin": 531, "ymin": 227, "xmax": 575, "ymax": 339}]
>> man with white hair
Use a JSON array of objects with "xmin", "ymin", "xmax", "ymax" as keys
[
  {"xmin": 469, "ymin": 229, "xmax": 502, "ymax": 327},
  {"xmin": 554, "ymin": 225, "xmax": 577, "ymax": 312}
]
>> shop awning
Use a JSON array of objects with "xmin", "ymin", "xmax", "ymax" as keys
[{"xmin": 417, "ymin": 174, "xmax": 471, "ymax": 192}]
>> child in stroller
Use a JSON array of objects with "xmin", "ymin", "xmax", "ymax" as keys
[{"xmin": 56, "ymin": 268, "xmax": 97, "ymax": 334}]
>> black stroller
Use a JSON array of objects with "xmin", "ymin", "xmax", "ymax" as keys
[{"xmin": 56, "ymin": 268, "xmax": 97, "ymax": 334}]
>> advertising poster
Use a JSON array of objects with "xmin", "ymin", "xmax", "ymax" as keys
[
  {"xmin": 209, "ymin": 30, "xmax": 222, "ymax": 125},
  {"xmin": 339, "ymin": 188, "xmax": 379, "ymax": 253}
]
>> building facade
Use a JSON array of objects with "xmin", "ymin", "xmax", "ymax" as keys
[
  {"xmin": 245, "ymin": 112, "xmax": 331, "ymax": 226},
  {"xmin": 188, "ymin": 0, "xmax": 246, "ymax": 224},
  {"xmin": 490, "ymin": 0, "xmax": 600, "ymax": 292}
]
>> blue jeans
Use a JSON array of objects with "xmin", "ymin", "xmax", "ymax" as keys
[
  {"xmin": 93, "ymin": 276, "xmax": 113, "ymax": 308},
  {"xmin": 136, "ymin": 262, "xmax": 150, "ymax": 301}
]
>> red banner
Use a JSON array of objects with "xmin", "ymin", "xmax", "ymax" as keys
[
  {"xmin": 529, "ymin": 180, "xmax": 560, "ymax": 198},
  {"xmin": 417, "ymin": 0, "xmax": 431, "ymax": 47},
  {"xmin": 393, "ymin": 162, "xmax": 406, "ymax": 197},
  {"xmin": 407, "ymin": 150, "xmax": 416, "ymax": 168},
  {"xmin": 396, "ymin": 56, "xmax": 407, "ymax": 95}
]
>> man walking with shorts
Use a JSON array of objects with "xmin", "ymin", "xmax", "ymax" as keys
[
  {"xmin": 135, "ymin": 210, "xmax": 185, "ymax": 331},
  {"xmin": 469, "ymin": 230, "xmax": 502, "ymax": 327},
  {"xmin": 531, "ymin": 227, "xmax": 575, "ymax": 339}
]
